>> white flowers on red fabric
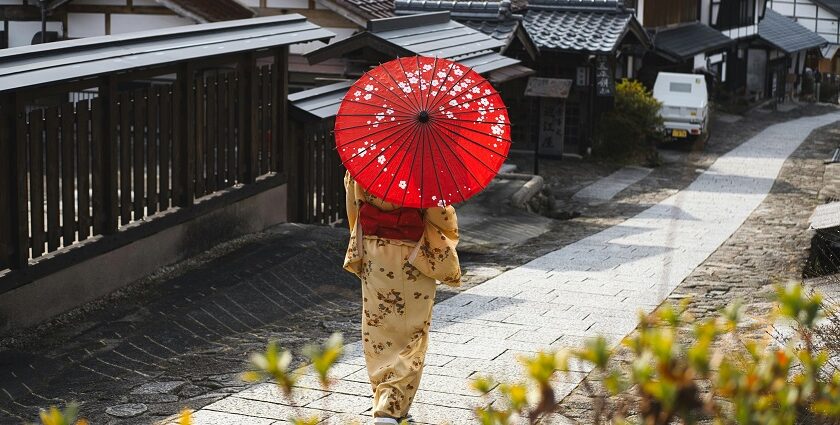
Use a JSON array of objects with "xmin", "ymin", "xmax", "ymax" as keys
[{"xmin": 335, "ymin": 56, "xmax": 510, "ymax": 208}]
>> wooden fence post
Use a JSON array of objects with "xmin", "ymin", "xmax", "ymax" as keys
[
  {"xmin": 273, "ymin": 46, "xmax": 289, "ymax": 176},
  {"xmin": 0, "ymin": 93, "xmax": 29, "ymax": 269},
  {"xmin": 175, "ymin": 62, "xmax": 195, "ymax": 207},
  {"xmin": 94, "ymin": 76, "xmax": 119, "ymax": 235},
  {"xmin": 286, "ymin": 120, "xmax": 303, "ymax": 222},
  {"xmin": 239, "ymin": 52, "xmax": 258, "ymax": 184}
]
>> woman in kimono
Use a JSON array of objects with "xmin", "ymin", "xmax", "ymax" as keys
[{"xmin": 344, "ymin": 171, "xmax": 462, "ymax": 424}]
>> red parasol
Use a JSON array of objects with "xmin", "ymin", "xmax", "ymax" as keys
[{"xmin": 334, "ymin": 56, "xmax": 511, "ymax": 209}]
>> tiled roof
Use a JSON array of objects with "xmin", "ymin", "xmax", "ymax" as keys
[
  {"xmin": 527, "ymin": 0, "xmax": 624, "ymax": 11},
  {"xmin": 462, "ymin": 19, "xmax": 521, "ymax": 44},
  {"xmin": 157, "ymin": 0, "xmax": 255, "ymax": 23},
  {"xmin": 759, "ymin": 9, "xmax": 827, "ymax": 53},
  {"xmin": 395, "ymin": 0, "xmax": 512, "ymax": 20},
  {"xmin": 289, "ymin": 81, "xmax": 354, "ymax": 120},
  {"xmin": 523, "ymin": 9, "xmax": 635, "ymax": 53},
  {"xmin": 394, "ymin": 0, "xmax": 536, "ymax": 54},
  {"xmin": 0, "ymin": 15, "xmax": 333, "ymax": 92},
  {"xmin": 331, "ymin": 0, "xmax": 396, "ymax": 20},
  {"xmin": 306, "ymin": 12, "xmax": 532, "ymax": 75},
  {"xmin": 812, "ymin": 0, "xmax": 840, "ymax": 17},
  {"xmin": 652, "ymin": 22, "xmax": 733, "ymax": 60}
]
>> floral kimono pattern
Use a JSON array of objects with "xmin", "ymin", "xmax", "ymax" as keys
[{"xmin": 344, "ymin": 172, "xmax": 461, "ymax": 418}]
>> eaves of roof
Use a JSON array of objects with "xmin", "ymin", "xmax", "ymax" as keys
[
  {"xmin": 0, "ymin": 15, "xmax": 334, "ymax": 92},
  {"xmin": 651, "ymin": 22, "xmax": 734, "ymax": 61},
  {"xmin": 523, "ymin": 8, "xmax": 648, "ymax": 54}
]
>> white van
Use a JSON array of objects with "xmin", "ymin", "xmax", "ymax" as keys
[{"xmin": 652, "ymin": 72, "xmax": 709, "ymax": 140}]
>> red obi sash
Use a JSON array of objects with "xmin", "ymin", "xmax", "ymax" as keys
[{"xmin": 359, "ymin": 203, "xmax": 424, "ymax": 242}]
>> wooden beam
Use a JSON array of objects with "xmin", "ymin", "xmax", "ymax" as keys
[
  {"xmin": 0, "ymin": 5, "xmax": 60, "ymax": 21},
  {"xmin": 313, "ymin": 0, "xmax": 368, "ymax": 28},
  {"xmin": 65, "ymin": 4, "xmax": 175, "ymax": 15},
  {"xmin": 175, "ymin": 62, "xmax": 196, "ymax": 207},
  {"xmin": 47, "ymin": 0, "xmax": 73, "ymax": 11},
  {"xmin": 274, "ymin": 46, "xmax": 289, "ymax": 174},
  {"xmin": 255, "ymin": 8, "xmax": 358, "ymax": 28},
  {"xmin": 97, "ymin": 76, "xmax": 119, "ymax": 234},
  {"xmin": 0, "ymin": 93, "xmax": 29, "ymax": 270},
  {"xmin": 240, "ymin": 52, "xmax": 259, "ymax": 183}
]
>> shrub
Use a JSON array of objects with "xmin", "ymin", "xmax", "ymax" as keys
[
  {"xmin": 31, "ymin": 403, "xmax": 88, "ymax": 425},
  {"xmin": 472, "ymin": 283, "xmax": 840, "ymax": 424},
  {"xmin": 36, "ymin": 285, "xmax": 840, "ymax": 424},
  {"xmin": 593, "ymin": 79, "xmax": 664, "ymax": 162}
]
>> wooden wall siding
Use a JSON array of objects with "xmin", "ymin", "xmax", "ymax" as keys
[
  {"xmin": 643, "ymin": 0, "xmax": 699, "ymax": 28},
  {"xmin": 292, "ymin": 118, "xmax": 345, "ymax": 225},
  {"xmin": 0, "ymin": 53, "xmax": 288, "ymax": 276},
  {"xmin": 769, "ymin": 0, "xmax": 839, "ymax": 45}
]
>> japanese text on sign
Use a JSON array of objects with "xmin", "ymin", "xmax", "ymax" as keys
[{"xmin": 595, "ymin": 56, "xmax": 614, "ymax": 97}]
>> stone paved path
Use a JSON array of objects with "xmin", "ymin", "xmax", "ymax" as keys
[
  {"xmin": 175, "ymin": 113, "xmax": 840, "ymax": 424},
  {"xmin": 571, "ymin": 166, "xmax": 652, "ymax": 204}
]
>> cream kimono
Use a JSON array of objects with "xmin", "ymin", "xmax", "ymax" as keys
[{"xmin": 344, "ymin": 172, "xmax": 461, "ymax": 419}]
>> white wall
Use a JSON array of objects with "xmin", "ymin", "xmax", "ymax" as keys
[
  {"xmin": 7, "ymin": 21, "xmax": 64, "ymax": 48},
  {"xmin": 67, "ymin": 13, "xmax": 107, "ymax": 38},
  {"xmin": 700, "ymin": 0, "xmax": 711, "ymax": 24},
  {"xmin": 110, "ymin": 14, "xmax": 193, "ymax": 34}
]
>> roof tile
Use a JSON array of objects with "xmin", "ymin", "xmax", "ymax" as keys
[
  {"xmin": 759, "ymin": 9, "xmax": 827, "ymax": 54},
  {"xmin": 159, "ymin": 0, "xmax": 255, "ymax": 22},
  {"xmin": 333, "ymin": 0, "xmax": 396, "ymax": 20},
  {"xmin": 523, "ymin": 9, "xmax": 632, "ymax": 52},
  {"xmin": 527, "ymin": 0, "xmax": 623, "ymax": 12},
  {"xmin": 652, "ymin": 22, "xmax": 733, "ymax": 60},
  {"xmin": 462, "ymin": 19, "xmax": 520, "ymax": 43},
  {"xmin": 395, "ymin": 0, "xmax": 512, "ymax": 20}
]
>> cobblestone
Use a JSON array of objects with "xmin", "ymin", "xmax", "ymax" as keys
[
  {"xmin": 188, "ymin": 111, "xmax": 840, "ymax": 424},
  {"xmin": 561, "ymin": 115, "xmax": 840, "ymax": 422},
  {"xmin": 2, "ymin": 105, "xmax": 837, "ymax": 424}
]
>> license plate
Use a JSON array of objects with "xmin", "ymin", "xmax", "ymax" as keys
[{"xmin": 671, "ymin": 129, "xmax": 688, "ymax": 138}]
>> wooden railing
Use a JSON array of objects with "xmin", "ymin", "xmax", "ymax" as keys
[
  {"xmin": 290, "ymin": 118, "xmax": 345, "ymax": 225},
  {"xmin": 0, "ymin": 49, "xmax": 289, "ymax": 284}
]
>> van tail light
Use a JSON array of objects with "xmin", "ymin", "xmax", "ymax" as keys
[{"xmin": 690, "ymin": 128, "xmax": 701, "ymax": 135}]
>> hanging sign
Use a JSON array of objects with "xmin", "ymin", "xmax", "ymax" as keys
[
  {"xmin": 595, "ymin": 55, "xmax": 614, "ymax": 97},
  {"xmin": 525, "ymin": 77, "xmax": 573, "ymax": 98},
  {"xmin": 537, "ymin": 99, "xmax": 566, "ymax": 157},
  {"xmin": 576, "ymin": 66, "xmax": 589, "ymax": 87}
]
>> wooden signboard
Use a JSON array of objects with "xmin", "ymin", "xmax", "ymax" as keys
[
  {"xmin": 595, "ymin": 55, "xmax": 614, "ymax": 97},
  {"xmin": 525, "ymin": 77, "xmax": 573, "ymax": 98},
  {"xmin": 537, "ymin": 99, "xmax": 566, "ymax": 158}
]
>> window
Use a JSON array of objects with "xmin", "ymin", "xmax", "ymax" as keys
[{"xmin": 670, "ymin": 82, "xmax": 693, "ymax": 93}]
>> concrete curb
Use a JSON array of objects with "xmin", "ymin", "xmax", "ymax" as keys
[{"xmin": 499, "ymin": 173, "xmax": 545, "ymax": 208}]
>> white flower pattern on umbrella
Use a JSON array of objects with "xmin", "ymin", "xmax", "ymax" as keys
[{"xmin": 335, "ymin": 57, "xmax": 510, "ymax": 208}]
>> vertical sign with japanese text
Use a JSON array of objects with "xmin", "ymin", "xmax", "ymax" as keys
[
  {"xmin": 538, "ymin": 99, "xmax": 566, "ymax": 157},
  {"xmin": 595, "ymin": 55, "xmax": 614, "ymax": 97}
]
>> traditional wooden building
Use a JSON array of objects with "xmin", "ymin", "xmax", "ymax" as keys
[
  {"xmin": 709, "ymin": 0, "xmax": 769, "ymax": 94},
  {"xmin": 767, "ymin": 0, "xmax": 840, "ymax": 73},
  {"xmin": 0, "ymin": 14, "xmax": 334, "ymax": 329},
  {"xmin": 755, "ymin": 8, "xmax": 826, "ymax": 98},
  {"xmin": 0, "ymin": 0, "xmax": 361, "ymax": 87},
  {"xmin": 636, "ymin": 0, "xmax": 734, "ymax": 88},
  {"xmin": 521, "ymin": 0, "xmax": 650, "ymax": 156}
]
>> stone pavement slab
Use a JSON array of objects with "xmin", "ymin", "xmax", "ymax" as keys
[
  {"xmin": 572, "ymin": 166, "xmax": 653, "ymax": 204},
  {"xmin": 185, "ymin": 112, "xmax": 840, "ymax": 424}
]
